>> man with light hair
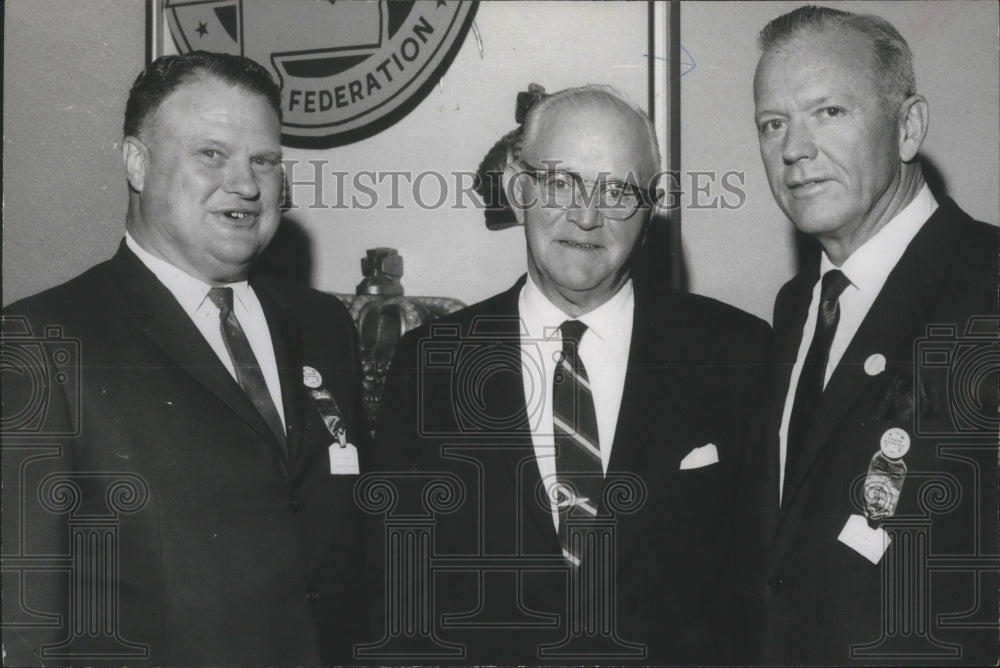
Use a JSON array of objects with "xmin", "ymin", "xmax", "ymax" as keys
[
  {"xmin": 750, "ymin": 6, "xmax": 998, "ymax": 664},
  {"xmin": 2, "ymin": 52, "xmax": 369, "ymax": 665},
  {"xmin": 372, "ymin": 85, "xmax": 771, "ymax": 664}
]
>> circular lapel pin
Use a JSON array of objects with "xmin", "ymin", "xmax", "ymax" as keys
[
  {"xmin": 864, "ymin": 353, "xmax": 887, "ymax": 376},
  {"xmin": 880, "ymin": 427, "xmax": 911, "ymax": 459},
  {"xmin": 303, "ymin": 366, "xmax": 323, "ymax": 388}
]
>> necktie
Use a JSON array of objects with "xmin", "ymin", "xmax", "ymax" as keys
[
  {"xmin": 785, "ymin": 269, "xmax": 851, "ymax": 478},
  {"xmin": 207, "ymin": 287, "xmax": 286, "ymax": 449},
  {"xmin": 552, "ymin": 319, "xmax": 603, "ymax": 567}
]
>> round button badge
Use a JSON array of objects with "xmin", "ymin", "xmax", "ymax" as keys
[
  {"xmin": 303, "ymin": 365, "xmax": 323, "ymax": 389},
  {"xmin": 864, "ymin": 353, "xmax": 887, "ymax": 376},
  {"xmin": 879, "ymin": 427, "xmax": 911, "ymax": 459}
]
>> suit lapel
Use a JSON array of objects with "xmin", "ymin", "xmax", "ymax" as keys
[
  {"xmin": 253, "ymin": 278, "xmax": 306, "ymax": 468},
  {"xmin": 605, "ymin": 289, "xmax": 645, "ymax": 474},
  {"xmin": 767, "ymin": 271, "xmax": 815, "ymax": 528},
  {"xmin": 612, "ymin": 281, "xmax": 728, "ymax": 476},
  {"xmin": 778, "ymin": 201, "xmax": 967, "ymax": 519},
  {"xmin": 109, "ymin": 243, "xmax": 288, "ymax": 461},
  {"xmin": 478, "ymin": 279, "xmax": 563, "ymax": 552},
  {"xmin": 608, "ymin": 281, "xmax": 668, "ymax": 473},
  {"xmin": 504, "ymin": 281, "xmax": 563, "ymax": 552}
]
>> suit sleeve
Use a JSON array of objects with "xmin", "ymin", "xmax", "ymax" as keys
[
  {"xmin": 361, "ymin": 327, "xmax": 426, "ymax": 648},
  {"xmin": 370, "ymin": 329, "xmax": 425, "ymax": 474},
  {"xmin": 723, "ymin": 315, "xmax": 775, "ymax": 663},
  {"xmin": 336, "ymin": 296, "xmax": 370, "ymax": 457},
  {"xmin": 2, "ymin": 308, "xmax": 75, "ymax": 666}
]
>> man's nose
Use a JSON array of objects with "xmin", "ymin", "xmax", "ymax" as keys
[
  {"xmin": 566, "ymin": 195, "xmax": 605, "ymax": 231},
  {"xmin": 782, "ymin": 118, "xmax": 817, "ymax": 164},
  {"xmin": 223, "ymin": 160, "xmax": 261, "ymax": 199}
]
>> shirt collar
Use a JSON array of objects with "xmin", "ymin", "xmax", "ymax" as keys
[
  {"xmin": 520, "ymin": 273, "xmax": 634, "ymax": 343},
  {"xmin": 821, "ymin": 184, "xmax": 938, "ymax": 295},
  {"xmin": 125, "ymin": 231, "xmax": 253, "ymax": 316}
]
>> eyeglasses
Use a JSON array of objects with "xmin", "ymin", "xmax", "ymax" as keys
[{"xmin": 516, "ymin": 161, "xmax": 655, "ymax": 221}]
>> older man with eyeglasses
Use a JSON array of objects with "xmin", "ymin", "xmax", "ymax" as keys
[{"xmin": 369, "ymin": 85, "xmax": 771, "ymax": 665}]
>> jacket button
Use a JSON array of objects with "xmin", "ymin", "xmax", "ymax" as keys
[
  {"xmin": 290, "ymin": 497, "xmax": 302, "ymax": 511},
  {"xmin": 307, "ymin": 590, "xmax": 319, "ymax": 601},
  {"xmin": 767, "ymin": 575, "xmax": 784, "ymax": 594}
]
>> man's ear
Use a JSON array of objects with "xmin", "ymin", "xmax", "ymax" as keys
[
  {"xmin": 897, "ymin": 94, "xmax": 928, "ymax": 163},
  {"xmin": 123, "ymin": 136, "xmax": 148, "ymax": 192},
  {"xmin": 502, "ymin": 163, "xmax": 527, "ymax": 226}
]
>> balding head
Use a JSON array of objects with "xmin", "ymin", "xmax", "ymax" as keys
[{"xmin": 521, "ymin": 85, "xmax": 660, "ymax": 184}]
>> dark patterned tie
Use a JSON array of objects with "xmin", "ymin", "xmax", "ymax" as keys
[
  {"xmin": 786, "ymin": 269, "xmax": 851, "ymax": 479},
  {"xmin": 208, "ymin": 287, "xmax": 286, "ymax": 449},
  {"xmin": 552, "ymin": 319, "xmax": 603, "ymax": 567}
]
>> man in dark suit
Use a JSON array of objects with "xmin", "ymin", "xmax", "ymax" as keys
[
  {"xmin": 1, "ymin": 52, "xmax": 367, "ymax": 665},
  {"xmin": 368, "ymin": 86, "xmax": 771, "ymax": 665},
  {"xmin": 750, "ymin": 6, "xmax": 999, "ymax": 664}
]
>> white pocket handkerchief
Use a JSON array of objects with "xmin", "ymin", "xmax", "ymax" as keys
[{"xmin": 679, "ymin": 443, "xmax": 719, "ymax": 470}]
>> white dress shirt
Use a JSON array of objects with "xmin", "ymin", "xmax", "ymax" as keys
[
  {"xmin": 518, "ymin": 274, "xmax": 634, "ymax": 529},
  {"xmin": 778, "ymin": 185, "xmax": 938, "ymax": 499},
  {"xmin": 125, "ymin": 232, "xmax": 286, "ymax": 431}
]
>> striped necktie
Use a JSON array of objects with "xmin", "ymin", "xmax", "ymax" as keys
[
  {"xmin": 552, "ymin": 319, "xmax": 603, "ymax": 567},
  {"xmin": 208, "ymin": 287, "xmax": 286, "ymax": 450}
]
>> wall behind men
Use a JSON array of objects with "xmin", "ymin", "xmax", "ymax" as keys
[
  {"xmin": 3, "ymin": 1, "xmax": 651, "ymax": 306},
  {"xmin": 4, "ymin": 2, "xmax": 997, "ymax": 319},
  {"xmin": 275, "ymin": 1, "xmax": 652, "ymax": 305},
  {"xmin": 3, "ymin": 0, "xmax": 146, "ymax": 305},
  {"xmin": 681, "ymin": 0, "xmax": 1000, "ymax": 322}
]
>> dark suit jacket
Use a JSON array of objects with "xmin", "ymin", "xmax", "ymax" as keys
[
  {"xmin": 369, "ymin": 277, "xmax": 771, "ymax": 665},
  {"xmin": 1, "ymin": 242, "xmax": 369, "ymax": 665},
  {"xmin": 754, "ymin": 198, "xmax": 1000, "ymax": 665}
]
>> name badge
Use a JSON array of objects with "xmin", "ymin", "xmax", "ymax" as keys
[
  {"xmin": 329, "ymin": 443, "xmax": 359, "ymax": 475},
  {"xmin": 838, "ymin": 513, "xmax": 891, "ymax": 564}
]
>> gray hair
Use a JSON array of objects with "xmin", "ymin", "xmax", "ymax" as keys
[
  {"xmin": 521, "ymin": 85, "xmax": 661, "ymax": 177},
  {"xmin": 758, "ymin": 5, "xmax": 916, "ymax": 114}
]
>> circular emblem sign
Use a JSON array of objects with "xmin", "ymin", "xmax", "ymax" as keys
[{"xmin": 165, "ymin": 0, "xmax": 478, "ymax": 149}]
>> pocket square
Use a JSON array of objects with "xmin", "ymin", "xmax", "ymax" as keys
[{"xmin": 679, "ymin": 443, "xmax": 719, "ymax": 470}]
